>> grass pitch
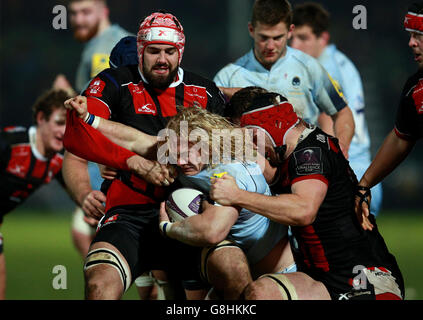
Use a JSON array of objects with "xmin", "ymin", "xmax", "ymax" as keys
[{"xmin": 1, "ymin": 209, "xmax": 422, "ymax": 300}]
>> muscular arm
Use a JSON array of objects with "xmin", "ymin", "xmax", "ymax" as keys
[
  {"xmin": 65, "ymin": 96, "xmax": 157, "ymax": 157},
  {"xmin": 360, "ymin": 129, "xmax": 415, "ymax": 188},
  {"xmin": 210, "ymin": 175, "xmax": 327, "ymax": 226},
  {"xmin": 159, "ymin": 201, "xmax": 239, "ymax": 247},
  {"xmin": 330, "ymin": 106, "xmax": 355, "ymax": 158},
  {"xmin": 62, "ymin": 151, "xmax": 106, "ymax": 219}
]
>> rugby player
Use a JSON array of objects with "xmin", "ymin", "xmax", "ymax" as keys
[
  {"xmin": 290, "ymin": 2, "xmax": 383, "ymax": 217},
  {"xmin": 63, "ymin": 11, "xmax": 226, "ymax": 300},
  {"xmin": 356, "ymin": 2, "xmax": 423, "ymax": 230},
  {"xmin": 209, "ymin": 92, "xmax": 405, "ymax": 300},
  {"xmin": 214, "ymin": 0, "xmax": 355, "ymax": 159},
  {"xmin": 0, "ymin": 89, "xmax": 70, "ymax": 299}
]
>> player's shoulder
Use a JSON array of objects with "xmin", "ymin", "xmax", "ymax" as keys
[
  {"xmin": 0, "ymin": 126, "xmax": 29, "ymax": 144},
  {"xmin": 96, "ymin": 65, "xmax": 140, "ymax": 87},
  {"xmin": 288, "ymin": 46, "xmax": 319, "ymax": 68},
  {"xmin": 404, "ymin": 69, "xmax": 423, "ymax": 96},
  {"xmin": 182, "ymin": 69, "xmax": 218, "ymax": 89}
]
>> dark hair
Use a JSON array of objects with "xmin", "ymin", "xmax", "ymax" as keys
[
  {"xmin": 226, "ymin": 86, "xmax": 269, "ymax": 120},
  {"xmin": 251, "ymin": 0, "xmax": 292, "ymax": 27},
  {"xmin": 32, "ymin": 89, "xmax": 70, "ymax": 123},
  {"xmin": 292, "ymin": 2, "xmax": 330, "ymax": 37}
]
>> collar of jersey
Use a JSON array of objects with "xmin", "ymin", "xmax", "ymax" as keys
[
  {"xmin": 138, "ymin": 66, "xmax": 184, "ymax": 88},
  {"xmin": 29, "ymin": 126, "xmax": 48, "ymax": 161},
  {"xmin": 249, "ymin": 47, "xmax": 292, "ymax": 73}
]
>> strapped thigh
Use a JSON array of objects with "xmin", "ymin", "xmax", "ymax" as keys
[
  {"xmin": 259, "ymin": 273, "xmax": 299, "ymax": 300},
  {"xmin": 200, "ymin": 240, "xmax": 241, "ymax": 283},
  {"xmin": 84, "ymin": 248, "xmax": 132, "ymax": 292}
]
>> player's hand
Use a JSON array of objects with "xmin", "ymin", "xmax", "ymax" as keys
[
  {"xmin": 83, "ymin": 215, "xmax": 100, "ymax": 228},
  {"xmin": 354, "ymin": 189, "xmax": 374, "ymax": 231},
  {"xmin": 99, "ymin": 164, "xmax": 118, "ymax": 180},
  {"xmin": 64, "ymin": 95, "xmax": 88, "ymax": 120},
  {"xmin": 82, "ymin": 190, "xmax": 106, "ymax": 220},
  {"xmin": 159, "ymin": 202, "xmax": 171, "ymax": 224},
  {"xmin": 127, "ymin": 155, "xmax": 175, "ymax": 187},
  {"xmin": 210, "ymin": 174, "xmax": 239, "ymax": 206}
]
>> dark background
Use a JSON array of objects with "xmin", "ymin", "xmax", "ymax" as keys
[{"xmin": 0, "ymin": 0, "xmax": 421, "ymax": 211}]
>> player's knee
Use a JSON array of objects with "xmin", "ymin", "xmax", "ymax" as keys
[
  {"xmin": 243, "ymin": 279, "xmax": 268, "ymax": 300},
  {"xmin": 83, "ymin": 248, "xmax": 131, "ymax": 299}
]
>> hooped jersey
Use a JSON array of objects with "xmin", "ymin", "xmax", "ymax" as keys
[
  {"xmin": 0, "ymin": 126, "xmax": 64, "ymax": 219},
  {"xmin": 395, "ymin": 69, "xmax": 423, "ymax": 140},
  {"xmin": 177, "ymin": 161, "xmax": 287, "ymax": 265},
  {"xmin": 271, "ymin": 126, "xmax": 403, "ymax": 297},
  {"xmin": 65, "ymin": 65, "xmax": 226, "ymax": 213}
]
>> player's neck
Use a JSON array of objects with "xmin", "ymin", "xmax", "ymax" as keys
[
  {"xmin": 96, "ymin": 19, "xmax": 111, "ymax": 37},
  {"xmin": 284, "ymin": 124, "xmax": 305, "ymax": 159}
]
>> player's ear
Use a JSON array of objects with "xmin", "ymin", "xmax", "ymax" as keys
[
  {"xmin": 248, "ymin": 22, "xmax": 254, "ymax": 38},
  {"xmin": 36, "ymin": 111, "xmax": 47, "ymax": 125},
  {"xmin": 320, "ymin": 31, "xmax": 330, "ymax": 45}
]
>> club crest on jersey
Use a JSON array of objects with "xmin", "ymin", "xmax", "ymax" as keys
[
  {"xmin": 412, "ymin": 79, "xmax": 423, "ymax": 114},
  {"xmin": 293, "ymin": 147, "xmax": 322, "ymax": 175},
  {"xmin": 292, "ymin": 76, "xmax": 301, "ymax": 87},
  {"xmin": 86, "ymin": 78, "xmax": 105, "ymax": 98}
]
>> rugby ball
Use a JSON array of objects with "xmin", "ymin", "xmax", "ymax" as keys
[{"xmin": 165, "ymin": 188, "xmax": 204, "ymax": 222}]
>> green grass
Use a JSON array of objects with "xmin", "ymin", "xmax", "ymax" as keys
[{"xmin": 1, "ymin": 210, "xmax": 422, "ymax": 300}]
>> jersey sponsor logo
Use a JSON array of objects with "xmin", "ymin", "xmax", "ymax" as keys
[
  {"xmin": 316, "ymin": 134, "xmax": 326, "ymax": 144},
  {"xmin": 91, "ymin": 53, "xmax": 110, "ymax": 78},
  {"xmin": 86, "ymin": 78, "xmax": 106, "ymax": 98},
  {"xmin": 293, "ymin": 147, "xmax": 322, "ymax": 175},
  {"xmin": 184, "ymin": 85, "xmax": 208, "ymax": 108},
  {"xmin": 128, "ymin": 83, "xmax": 158, "ymax": 115},
  {"xmin": 412, "ymin": 79, "xmax": 423, "ymax": 114}
]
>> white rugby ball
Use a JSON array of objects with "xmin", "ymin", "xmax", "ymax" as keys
[{"xmin": 165, "ymin": 188, "xmax": 204, "ymax": 222}]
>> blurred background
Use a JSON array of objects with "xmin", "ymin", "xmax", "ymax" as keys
[{"xmin": 0, "ymin": 0, "xmax": 422, "ymax": 300}]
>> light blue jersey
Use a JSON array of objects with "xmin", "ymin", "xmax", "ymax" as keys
[
  {"xmin": 214, "ymin": 47, "xmax": 347, "ymax": 125},
  {"xmin": 177, "ymin": 162, "xmax": 288, "ymax": 265},
  {"xmin": 318, "ymin": 44, "xmax": 382, "ymax": 215}
]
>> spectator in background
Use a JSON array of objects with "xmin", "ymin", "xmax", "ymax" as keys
[
  {"xmin": 356, "ymin": 2, "xmax": 423, "ymax": 230},
  {"xmin": 290, "ymin": 2, "xmax": 383, "ymax": 217}
]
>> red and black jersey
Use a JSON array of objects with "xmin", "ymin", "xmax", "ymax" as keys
[
  {"xmin": 64, "ymin": 65, "xmax": 226, "ymax": 213},
  {"xmin": 395, "ymin": 69, "xmax": 423, "ymax": 140},
  {"xmin": 0, "ymin": 126, "xmax": 64, "ymax": 221},
  {"xmin": 272, "ymin": 127, "xmax": 404, "ymax": 299}
]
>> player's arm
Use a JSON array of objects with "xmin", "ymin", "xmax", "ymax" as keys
[
  {"xmin": 210, "ymin": 174, "xmax": 327, "ymax": 226},
  {"xmin": 355, "ymin": 129, "xmax": 415, "ymax": 230},
  {"xmin": 63, "ymin": 97, "xmax": 172, "ymax": 186},
  {"xmin": 62, "ymin": 151, "xmax": 106, "ymax": 219},
  {"xmin": 317, "ymin": 113, "xmax": 335, "ymax": 136},
  {"xmin": 159, "ymin": 201, "xmax": 239, "ymax": 247},
  {"xmin": 330, "ymin": 106, "xmax": 355, "ymax": 158},
  {"xmin": 65, "ymin": 96, "xmax": 158, "ymax": 157}
]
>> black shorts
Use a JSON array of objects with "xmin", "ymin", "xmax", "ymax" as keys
[{"xmin": 92, "ymin": 205, "xmax": 205, "ymax": 288}]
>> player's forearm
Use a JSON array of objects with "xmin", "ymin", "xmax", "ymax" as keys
[
  {"xmin": 64, "ymin": 111, "xmax": 136, "ymax": 171},
  {"xmin": 232, "ymin": 189, "xmax": 313, "ymax": 226},
  {"xmin": 332, "ymin": 106, "xmax": 355, "ymax": 152},
  {"xmin": 166, "ymin": 214, "xmax": 224, "ymax": 247},
  {"xmin": 95, "ymin": 117, "xmax": 158, "ymax": 157},
  {"xmin": 62, "ymin": 151, "xmax": 92, "ymax": 206},
  {"xmin": 359, "ymin": 130, "xmax": 415, "ymax": 188}
]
